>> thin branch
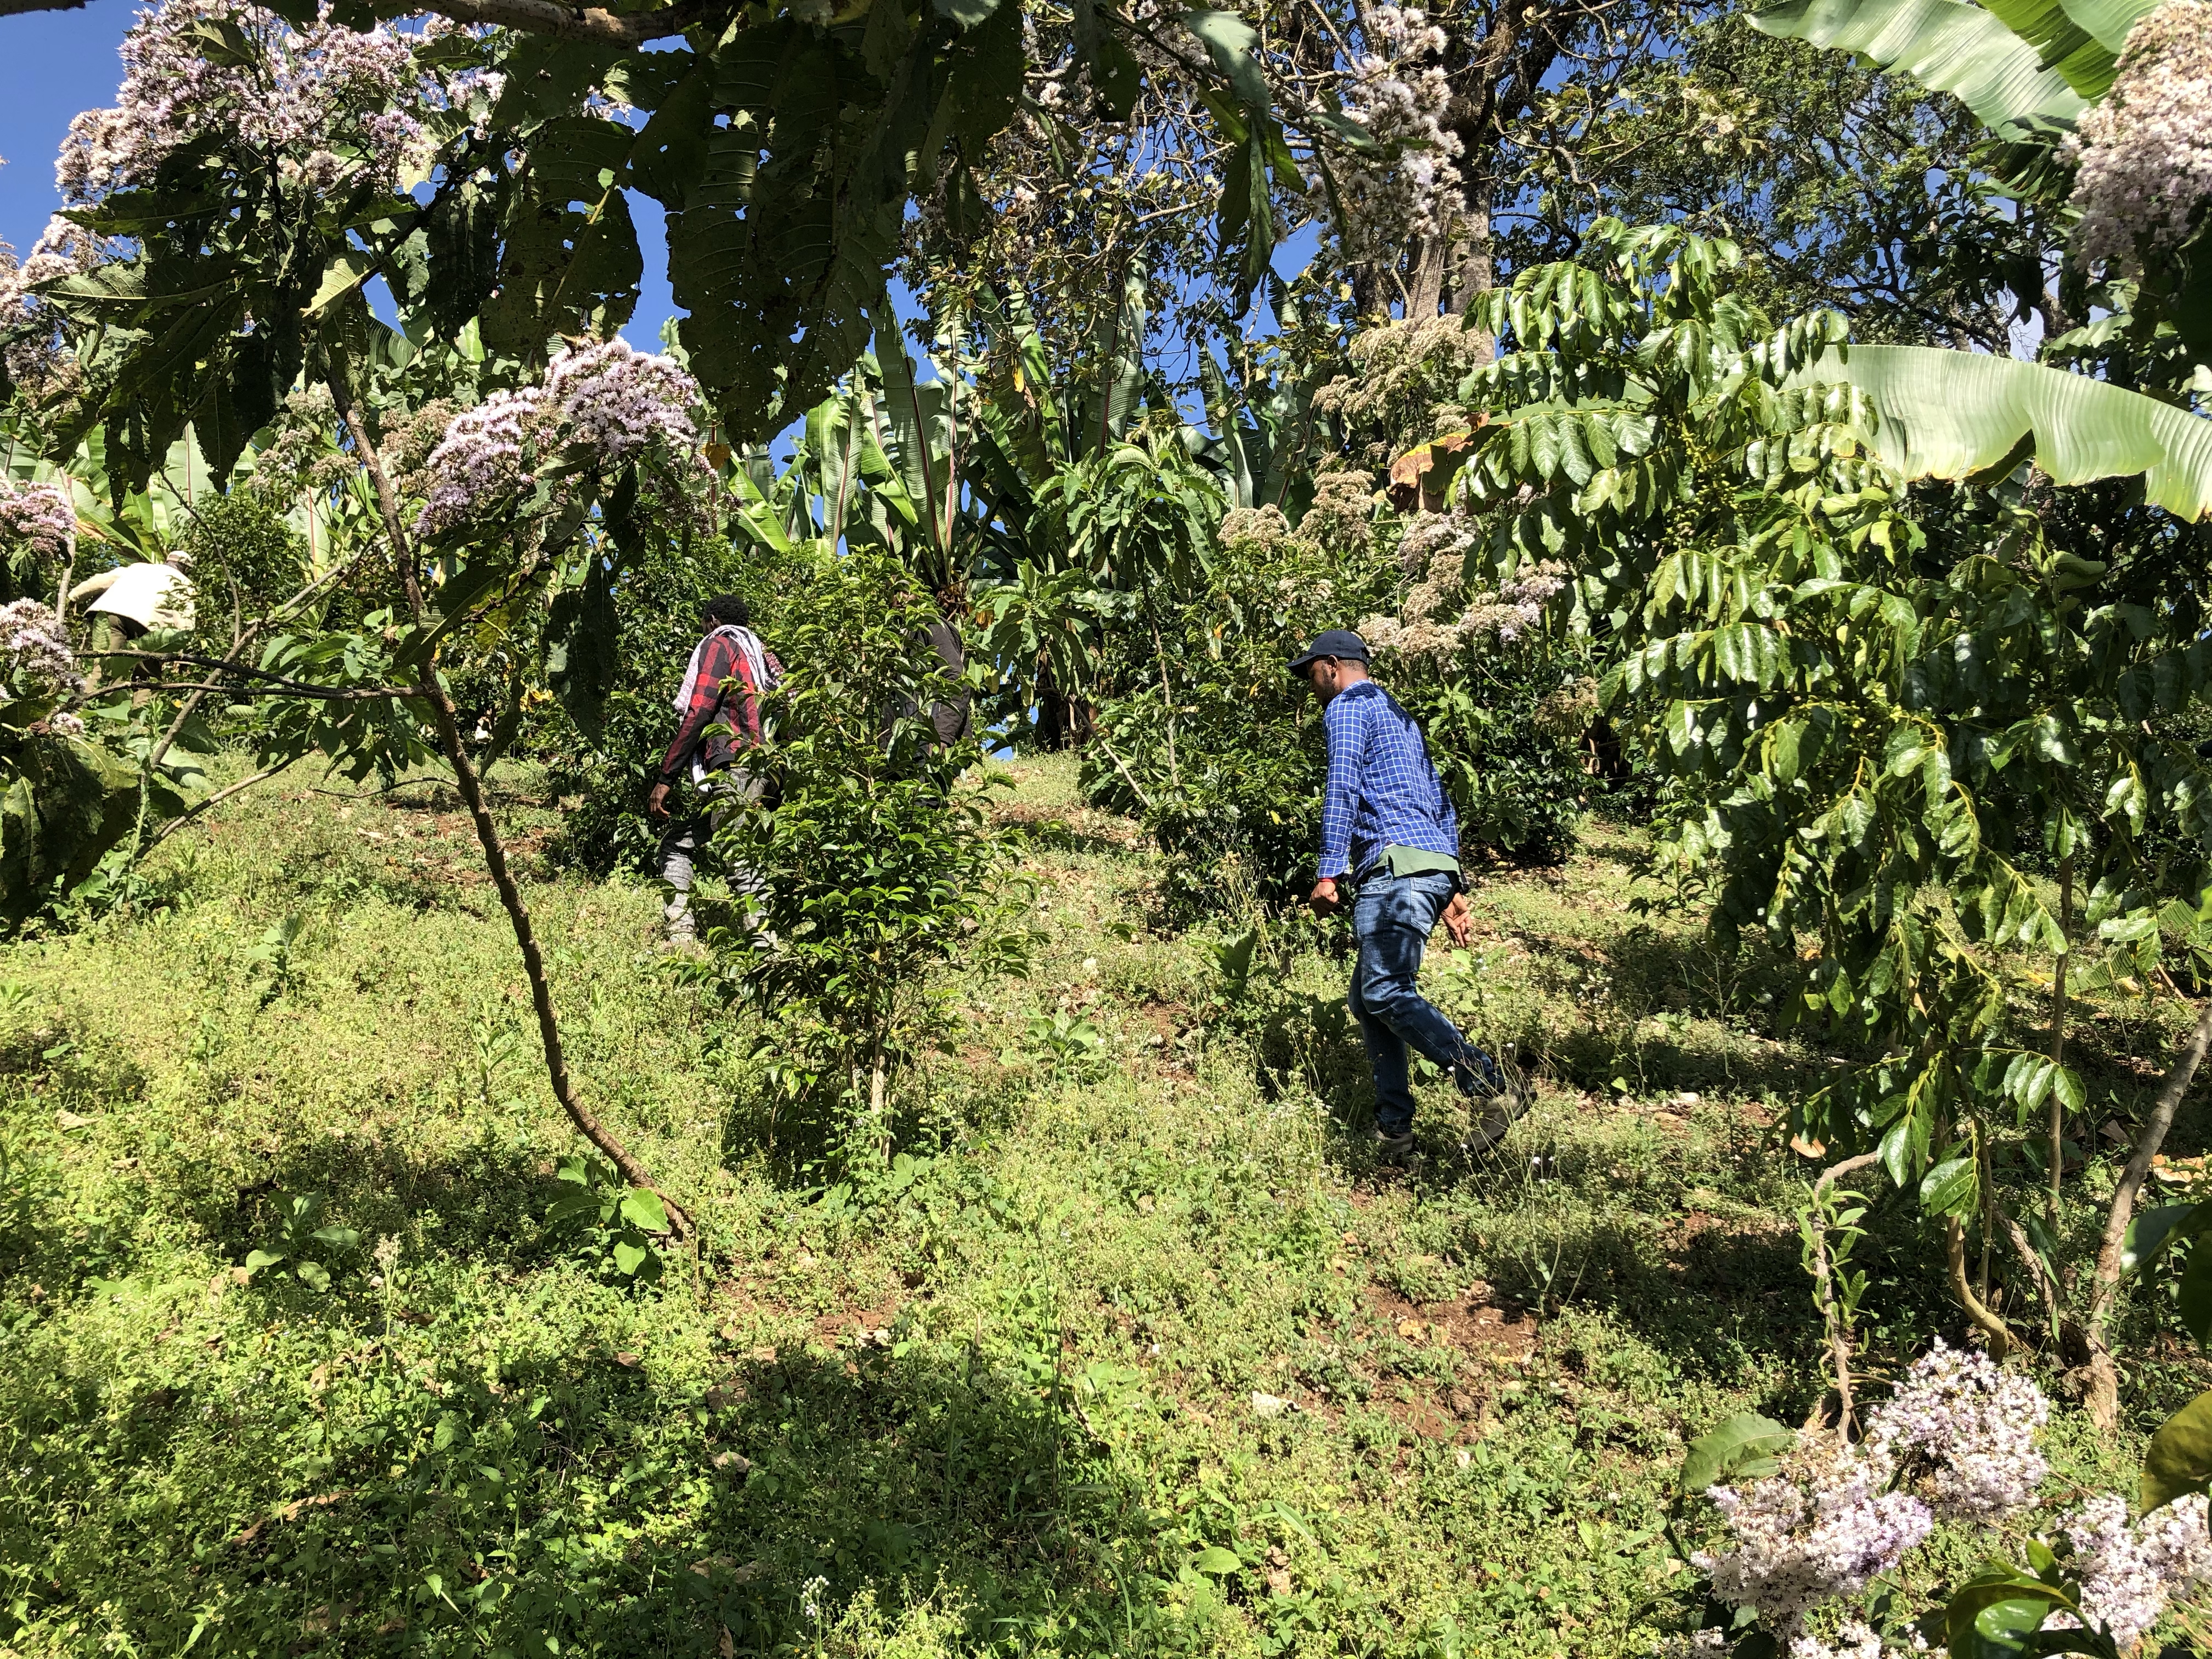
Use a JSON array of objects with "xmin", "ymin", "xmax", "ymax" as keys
[
  {"xmin": 142, "ymin": 752, "xmax": 306, "ymax": 854},
  {"xmin": 101, "ymin": 651, "xmax": 416, "ymax": 702},
  {"xmin": 329, "ymin": 371, "xmax": 693, "ymax": 1242},
  {"xmin": 126, "ymin": 680, "xmax": 416, "ymax": 702},
  {"xmin": 2091, "ymin": 1000, "xmax": 2212, "ymax": 1321},
  {"xmin": 1808, "ymin": 1151, "xmax": 1878, "ymax": 1435}
]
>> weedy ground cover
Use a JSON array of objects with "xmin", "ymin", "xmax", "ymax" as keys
[{"xmin": 0, "ymin": 758, "xmax": 2202, "ymax": 1658}]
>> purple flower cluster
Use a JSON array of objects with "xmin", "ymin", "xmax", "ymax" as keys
[
  {"xmin": 2047, "ymin": 1492, "xmax": 2212, "ymax": 1650},
  {"xmin": 1696, "ymin": 1447, "xmax": 1934, "ymax": 1633},
  {"xmin": 0, "ymin": 218, "xmax": 106, "ymax": 386},
  {"xmin": 1864, "ymin": 1339, "xmax": 2049, "ymax": 1519},
  {"xmin": 2066, "ymin": 0, "xmax": 2212, "ymax": 272},
  {"xmin": 0, "ymin": 599, "xmax": 86, "ymax": 701},
  {"xmin": 414, "ymin": 388, "xmax": 543, "ymax": 537},
  {"xmin": 413, "ymin": 341, "xmax": 701, "ymax": 537},
  {"xmin": 1785, "ymin": 1621, "xmax": 1888, "ymax": 1659},
  {"xmin": 56, "ymin": 0, "xmax": 435, "ymax": 205},
  {"xmin": 0, "ymin": 479, "xmax": 78, "ymax": 566},
  {"xmin": 543, "ymin": 339, "xmax": 699, "ymax": 464}
]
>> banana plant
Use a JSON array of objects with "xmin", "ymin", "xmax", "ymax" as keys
[
  {"xmin": 1795, "ymin": 342, "xmax": 2212, "ymax": 518},
  {"xmin": 1753, "ymin": 0, "xmax": 2210, "ymax": 369}
]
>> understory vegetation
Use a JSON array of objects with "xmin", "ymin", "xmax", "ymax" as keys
[
  {"xmin": 2, "ymin": 758, "xmax": 2205, "ymax": 1657},
  {"xmin": 1, "ymin": 0, "xmax": 2209, "ymax": 1645}
]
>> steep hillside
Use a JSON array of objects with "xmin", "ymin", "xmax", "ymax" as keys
[{"xmin": 0, "ymin": 759, "xmax": 2178, "ymax": 1658}]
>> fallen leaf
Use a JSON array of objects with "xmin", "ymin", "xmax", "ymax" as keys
[
  {"xmin": 1789, "ymin": 1133, "xmax": 1826, "ymax": 1159},
  {"xmin": 1397, "ymin": 1318, "xmax": 1427, "ymax": 1344},
  {"xmin": 613, "ymin": 1351, "xmax": 641, "ymax": 1368},
  {"xmin": 1250, "ymin": 1391, "xmax": 1290, "ymax": 1418}
]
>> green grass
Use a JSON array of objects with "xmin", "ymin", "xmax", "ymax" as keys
[{"xmin": 0, "ymin": 756, "xmax": 2204, "ymax": 1657}]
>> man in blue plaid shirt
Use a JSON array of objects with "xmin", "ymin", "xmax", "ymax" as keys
[{"xmin": 1292, "ymin": 630, "xmax": 1526, "ymax": 1162}]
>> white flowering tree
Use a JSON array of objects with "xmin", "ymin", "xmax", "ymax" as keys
[
  {"xmin": 1668, "ymin": 1343, "xmax": 2212, "ymax": 1657},
  {"xmin": 0, "ymin": 0, "xmax": 1354, "ymax": 475}
]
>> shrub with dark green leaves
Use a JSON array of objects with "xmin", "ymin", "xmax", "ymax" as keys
[
  {"xmin": 182, "ymin": 492, "xmax": 306, "ymax": 634},
  {"xmin": 542, "ymin": 531, "xmax": 815, "ymax": 875},
  {"xmin": 686, "ymin": 552, "xmax": 1024, "ymax": 1166},
  {"xmin": 1082, "ymin": 499, "xmax": 1609, "ymax": 921}
]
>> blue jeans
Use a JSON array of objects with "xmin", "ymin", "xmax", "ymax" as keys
[{"xmin": 1348, "ymin": 869, "xmax": 1500, "ymax": 1136}]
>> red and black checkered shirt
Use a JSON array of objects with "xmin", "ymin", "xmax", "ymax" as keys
[{"xmin": 657, "ymin": 633, "xmax": 780, "ymax": 786}]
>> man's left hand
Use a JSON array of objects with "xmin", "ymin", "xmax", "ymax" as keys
[
  {"xmin": 1308, "ymin": 877, "xmax": 1342, "ymax": 918},
  {"xmin": 1442, "ymin": 893, "xmax": 1473, "ymax": 948}
]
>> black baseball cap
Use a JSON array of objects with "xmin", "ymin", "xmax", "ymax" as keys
[{"xmin": 1288, "ymin": 629, "xmax": 1371, "ymax": 676}]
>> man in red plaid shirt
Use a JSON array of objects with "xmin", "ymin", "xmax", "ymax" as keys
[{"xmin": 646, "ymin": 594, "xmax": 781, "ymax": 947}]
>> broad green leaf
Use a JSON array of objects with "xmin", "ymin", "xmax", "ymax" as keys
[
  {"xmin": 1801, "ymin": 345, "xmax": 2212, "ymax": 522},
  {"xmin": 2053, "ymin": 0, "xmax": 2160, "ymax": 51},
  {"xmin": 1182, "ymin": 10, "xmax": 1268, "ymax": 108},
  {"xmin": 1955, "ymin": 1588, "xmax": 2064, "ymax": 1658},
  {"xmin": 242, "ymin": 1248, "xmax": 285, "ymax": 1274},
  {"xmin": 611, "ymin": 1239, "xmax": 651, "ymax": 1277},
  {"xmin": 1920, "ymin": 1154, "xmax": 1978, "ymax": 1217},
  {"xmin": 1679, "ymin": 1413, "xmax": 1793, "ymax": 1492},
  {"xmin": 1752, "ymin": 0, "xmax": 2086, "ymax": 131},
  {"xmin": 2142, "ymin": 1389, "xmax": 2212, "ymax": 1511},
  {"xmin": 294, "ymin": 1260, "xmax": 331, "ymax": 1293},
  {"xmin": 545, "ymin": 551, "xmax": 620, "ymax": 746},
  {"xmin": 1978, "ymin": 0, "xmax": 2118, "ymax": 95},
  {"xmin": 2121, "ymin": 1201, "xmax": 2207, "ymax": 1272},
  {"xmin": 619, "ymin": 1188, "xmax": 670, "ymax": 1234},
  {"xmin": 1192, "ymin": 1545, "xmax": 1243, "ymax": 1576},
  {"xmin": 305, "ymin": 250, "xmax": 375, "ymax": 319},
  {"xmin": 310, "ymin": 1226, "xmax": 359, "ymax": 1250},
  {"xmin": 2177, "ymin": 1245, "xmax": 2212, "ymax": 1347}
]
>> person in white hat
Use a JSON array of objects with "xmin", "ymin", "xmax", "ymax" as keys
[{"xmin": 71, "ymin": 551, "xmax": 196, "ymax": 686}]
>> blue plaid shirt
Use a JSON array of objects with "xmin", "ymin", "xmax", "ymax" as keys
[{"xmin": 1317, "ymin": 680, "xmax": 1460, "ymax": 881}]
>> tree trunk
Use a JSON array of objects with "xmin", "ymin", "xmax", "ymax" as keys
[
  {"xmin": 1450, "ymin": 200, "xmax": 1497, "ymax": 366},
  {"xmin": 2082, "ymin": 1000, "xmax": 2212, "ymax": 1429},
  {"xmin": 1947, "ymin": 1216, "xmax": 2013, "ymax": 1359},
  {"xmin": 1403, "ymin": 233, "xmax": 1449, "ymax": 321},
  {"xmin": 331, "ymin": 377, "xmax": 692, "ymax": 1240},
  {"xmin": 2050, "ymin": 853, "xmax": 2073, "ymax": 1230}
]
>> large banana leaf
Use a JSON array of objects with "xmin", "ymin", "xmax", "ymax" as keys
[
  {"xmin": 1752, "ymin": 0, "xmax": 2087, "ymax": 130},
  {"xmin": 1978, "ymin": 0, "xmax": 2117, "ymax": 96},
  {"xmin": 2050, "ymin": 0, "xmax": 2160, "ymax": 52},
  {"xmin": 1812, "ymin": 344, "xmax": 2212, "ymax": 520}
]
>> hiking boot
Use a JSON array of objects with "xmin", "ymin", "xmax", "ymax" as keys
[
  {"xmin": 1458, "ymin": 1052, "xmax": 1530, "ymax": 1155},
  {"xmin": 1375, "ymin": 1127, "xmax": 1417, "ymax": 1165}
]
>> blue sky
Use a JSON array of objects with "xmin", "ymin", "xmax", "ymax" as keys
[{"xmin": 0, "ymin": 1, "xmax": 137, "ymax": 266}]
